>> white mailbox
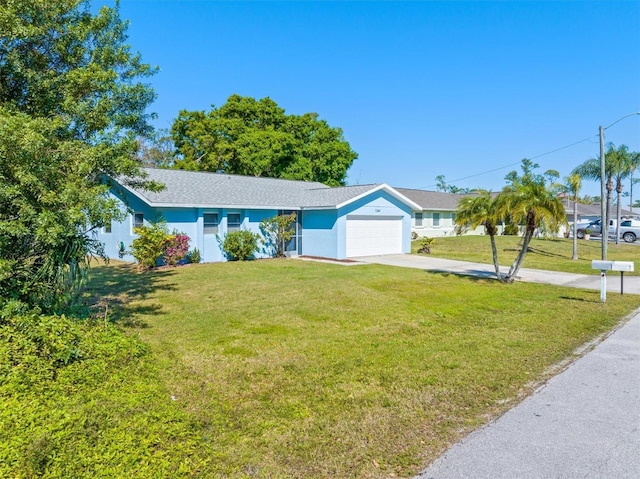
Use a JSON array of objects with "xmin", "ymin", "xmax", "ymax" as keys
[
  {"xmin": 591, "ymin": 260, "xmax": 635, "ymax": 297},
  {"xmin": 591, "ymin": 260, "xmax": 634, "ymax": 272},
  {"xmin": 611, "ymin": 261, "xmax": 634, "ymax": 272},
  {"xmin": 592, "ymin": 260, "xmax": 613, "ymax": 270}
]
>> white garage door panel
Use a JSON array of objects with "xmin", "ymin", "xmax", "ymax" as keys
[{"xmin": 346, "ymin": 215, "xmax": 403, "ymax": 257}]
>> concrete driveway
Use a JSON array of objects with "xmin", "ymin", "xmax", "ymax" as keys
[{"xmin": 355, "ymin": 254, "xmax": 640, "ymax": 295}]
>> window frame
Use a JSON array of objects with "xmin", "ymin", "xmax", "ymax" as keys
[
  {"xmin": 414, "ymin": 212, "xmax": 423, "ymax": 227},
  {"xmin": 203, "ymin": 213, "xmax": 219, "ymax": 234},
  {"xmin": 433, "ymin": 212, "xmax": 440, "ymax": 227},
  {"xmin": 227, "ymin": 213, "xmax": 242, "ymax": 232},
  {"xmin": 132, "ymin": 212, "xmax": 144, "ymax": 233}
]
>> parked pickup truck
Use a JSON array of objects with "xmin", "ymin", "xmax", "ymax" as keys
[
  {"xmin": 615, "ymin": 219, "xmax": 640, "ymax": 243},
  {"xmin": 575, "ymin": 219, "xmax": 613, "ymax": 239},
  {"xmin": 575, "ymin": 218, "xmax": 640, "ymax": 243}
]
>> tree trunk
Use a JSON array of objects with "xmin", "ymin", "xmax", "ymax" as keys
[
  {"xmin": 572, "ymin": 200, "xmax": 578, "ymax": 260},
  {"xmin": 489, "ymin": 233, "xmax": 503, "ymax": 282},
  {"xmin": 615, "ymin": 179, "xmax": 623, "ymax": 245},
  {"xmin": 505, "ymin": 213, "xmax": 535, "ymax": 283}
]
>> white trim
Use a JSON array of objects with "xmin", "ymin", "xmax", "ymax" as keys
[{"xmin": 334, "ymin": 184, "xmax": 421, "ymax": 210}]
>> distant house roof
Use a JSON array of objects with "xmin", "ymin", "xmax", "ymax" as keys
[
  {"xmin": 117, "ymin": 168, "xmax": 419, "ymax": 211},
  {"xmin": 394, "ymin": 188, "xmax": 473, "ymax": 211},
  {"xmin": 561, "ymin": 199, "xmax": 635, "ymax": 218}
]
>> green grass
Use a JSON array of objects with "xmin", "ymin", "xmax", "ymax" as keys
[
  {"xmin": 64, "ymin": 259, "xmax": 639, "ymax": 478},
  {"xmin": 412, "ymin": 235, "xmax": 640, "ymax": 274}
]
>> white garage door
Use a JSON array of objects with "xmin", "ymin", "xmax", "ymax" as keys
[{"xmin": 345, "ymin": 215, "xmax": 403, "ymax": 257}]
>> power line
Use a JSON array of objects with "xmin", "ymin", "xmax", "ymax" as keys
[{"xmin": 418, "ymin": 133, "xmax": 598, "ymax": 190}]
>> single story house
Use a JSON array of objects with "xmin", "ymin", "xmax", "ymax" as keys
[
  {"xmin": 395, "ymin": 188, "xmax": 485, "ymax": 237},
  {"xmin": 561, "ymin": 199, "xmax": 636, "ymax": 223},
  {"xmin": 98, "ymin": 168, "xmax": 421, "ymax": 263}
]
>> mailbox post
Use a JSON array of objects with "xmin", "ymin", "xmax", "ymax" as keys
[{"xmin": 591, "ymin": 260, "xmax": 635, "ymax": 302}]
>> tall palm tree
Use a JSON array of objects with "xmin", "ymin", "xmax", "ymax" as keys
[
  {"xmin": 564, "ymin": 174, "xmax": 582, "ymax": 260},
  {"xmin": 497, "ymin": 160, "xmax": 567, "ymax": 283},
  {"xmin": 572, "ymin": 143, "xmax": 637, "ymax": 244},
  {"xmin": 455, "ymin": 190, "xmax": 504, "ymax": 282}
]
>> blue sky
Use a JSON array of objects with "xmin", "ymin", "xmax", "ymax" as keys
[{"xmin": 108, "ymin": 0, "xmax": 639, "ymax": 196}]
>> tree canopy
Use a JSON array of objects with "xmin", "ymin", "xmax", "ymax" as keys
[
  {"xmin": 171, "ymin": 94, "xmax": 358, "ymax": 186},
  {"xmin": 0, "ymin": 0, "xmax": 157, "ymax": 312}
]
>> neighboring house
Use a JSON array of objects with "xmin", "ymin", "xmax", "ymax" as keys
[
  {"xmin": 394, "ymin": 188, "xmax": 485, "ymax": 237},
  {"xmin": 561, "ymin": 199, "xmax": 636, "ymax": 224},
  {"xmin": 98, "ymin": 168, "xmax": 421, "ymax": 262}
]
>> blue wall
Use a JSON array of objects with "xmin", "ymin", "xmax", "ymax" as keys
[
  {"xmin": 301, "ymin": 209, "xmax": 338, "ymax": 258},
  {"xmin": 95, "ymin": 188, "xmax": 283, "ymax": 263}
]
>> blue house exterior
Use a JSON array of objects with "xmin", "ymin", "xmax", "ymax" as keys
[{"xmin": 98, "ymin": 168, "xmax": 419, "ymax": 263}]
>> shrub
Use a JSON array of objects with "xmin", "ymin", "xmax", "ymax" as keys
[
  {"xmin": 417, "ymin": 237, "xmax": 435, "ymax": 254},
  {"xmin": 260, "ymin": 213, "xmax": 297, "ymax": 257},
  {"xmin": 222, "ymin": 230, "xmax": 260, "ymax": 261},
  {"xmin": 0, "ymin": 312, "xmax": 208, "ymax": 477},
  {"xmin": 187, "ymin": 248, "xmax": 201, "ymax": 264},
  {"xmin": 130, "ymin": 221, "xmax": 170, "ymax": 269},
  {"xmin": 163, "ymin": 232, "xmax": 190, "ymax": 266},
  {"xmin": 130, "ymin": 222, "xmax": 191, "ymax": 269},
  {"xmin": 503, "ymin": 223, "xmax": 520, "ymax": 236}
]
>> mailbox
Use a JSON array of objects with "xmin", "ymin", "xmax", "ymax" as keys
[
  {"xmin": 591, "ymin": 260, "xmax": 634, "ymax": 272},
  {"xmin": 611, "ymin": 261, "xmax": 634, "ymax": 272},
  {"xmin": 592, "ymin": 260, "xmax": 613, "ymax": 270}
]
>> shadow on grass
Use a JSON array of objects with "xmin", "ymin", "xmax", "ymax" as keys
[
  {"xmin": 425, "ymin": 270, "xmax": 500, "ymax": 282},
  {"xmin": 73, "ymin": 262, "xmax": 177, "ymax": 327}
]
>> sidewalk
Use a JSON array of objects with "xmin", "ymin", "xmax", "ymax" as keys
[
  {"xmin": 356, "ymin": 254, "xmax": 640, "ymax": 295},
  {"xmin": 354, "ymin": 255, "xmax": 640, "ymax": 478}
]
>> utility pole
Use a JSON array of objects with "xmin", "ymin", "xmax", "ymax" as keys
[{"xmin": 600, "ymin": 125, "xmax": 607, "ymax": 261}]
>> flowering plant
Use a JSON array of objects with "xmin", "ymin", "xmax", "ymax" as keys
[{"xmin": 163, "ymin": 233, "xmax": 190, "ymax": 266}]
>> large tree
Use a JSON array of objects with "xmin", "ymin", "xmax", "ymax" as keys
[
  {"xmin": 171, "ymin": 94, "xmax": 358, "ymax": 186},
  {"xmin": 0, "ymin": 0, "xmax": 157, "ymax": 312}
]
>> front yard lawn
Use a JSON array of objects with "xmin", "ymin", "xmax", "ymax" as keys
[
  {"xmin": 412, "ymin": 235, "xmax": 640, "ymax": 275},
  {"xmin": 73, "ymin": 259, "xmax": 639, "ymax": 478}
]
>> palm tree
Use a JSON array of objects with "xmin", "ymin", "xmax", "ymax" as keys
[
  {"xmin": 497, "ymin": 160, "xmax": 567, "ymax": 283},
  {"xmin": 572, "ymin": 144, "xmax": 637, "ymax": 244},
  {"xmin": 455, "ymin": 190, "xmax": 504, "ymax": 282},
  {"xmin": 564, "ymin": 174, "xmax": 582, "ymax": 260}
]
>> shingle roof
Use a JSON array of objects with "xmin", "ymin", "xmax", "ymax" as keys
[
  {"xmin": 120, "ymin": 168, "xmax": 328, "ymax": 209},
  {"xmin": 562, "ymin": 199, "xmax": 635, "ymax": 217},
  {"xmin": 394, "ymin": 188, "xmax": 472, "ymax": 211},
  {"xmin": 119, "ymin": 168, "xmax": 417, "ymax": 210}
]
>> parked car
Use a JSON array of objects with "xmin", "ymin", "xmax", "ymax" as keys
[
  {"xmin": 614, "ymin": 219, "xmax": 640, "ymax": 243},
  {"xmin": 575, "ymin": 218, "xmax": 640, "ymax": 243},
  {"xmin": 575, "ymin": 219, "xmax": 613, "ymax": 239}
]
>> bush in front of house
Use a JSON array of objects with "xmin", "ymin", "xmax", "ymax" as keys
[
  {"xmin": 163, "ymin": 233, "xmax": 190, "ymax": 266},
  {"xmin": 417, "ymin": 237, "xmax": 435, "ymax": 254},
  {"xmin": 130, "ymin": 221, "xmax": 191, "ymax": 269},
  {"xmin": 222, "ymin": 230, "xmax": 260, "ymax": 261}
]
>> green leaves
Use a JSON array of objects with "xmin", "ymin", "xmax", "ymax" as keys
[
  {"xmin": 0, "ymin": 1, "xmax": 157, "ymax": 312},
  {"xmin": 171, "ymin": 94, "xmax": 357, "ymax": 186}
]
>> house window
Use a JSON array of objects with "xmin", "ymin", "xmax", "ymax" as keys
[
  {"xmin": 433, "ymin": 213, "xmax": 440, "ymax": 227},
  {"xmin": 104, "ymin": 221, "xmax": 112, "ymax": 234},
  {"xmin": 203, "ymin": 213, "xmax": 219, "ymax": 234},
  {"xmin": 133, "ymin": 212, "xmax": 144, "ymax": 230},
  {"xmin": 227, "ymin": 213, "xmax": 241, "ymax": 232},
  {"xmin": 415, "ymin": 212, "xmax": 423, "ymax": 227}
]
